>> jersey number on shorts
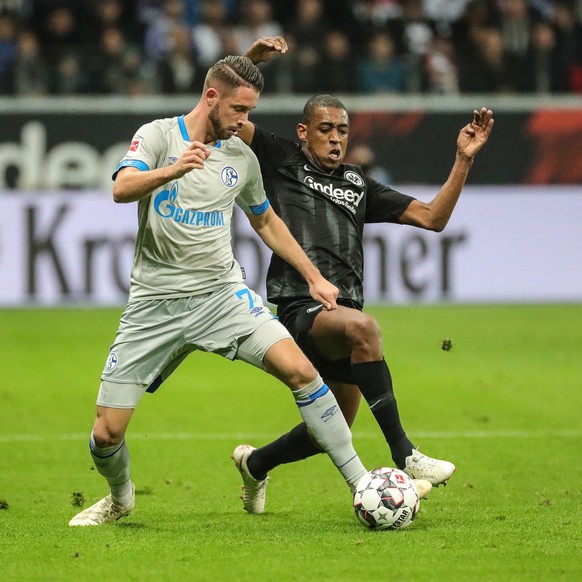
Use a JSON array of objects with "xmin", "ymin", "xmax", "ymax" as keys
[{"xmin": 235, "ymin": 288, "xmax": 255, "ymax": 310}]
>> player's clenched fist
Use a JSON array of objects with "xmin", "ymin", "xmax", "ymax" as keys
[{"xmin": 173, "ymin": 142, "xmax": 211, "ymax": 177}]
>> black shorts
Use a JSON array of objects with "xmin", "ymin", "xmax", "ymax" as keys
[{"xmin": 276, "ymin": 298, "xmax": 361, "ymax": 383}]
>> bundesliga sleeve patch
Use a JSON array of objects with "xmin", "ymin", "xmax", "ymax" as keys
[{"xmin": 129, "ymin": 139, "xmax": 141, "ymax": 152}]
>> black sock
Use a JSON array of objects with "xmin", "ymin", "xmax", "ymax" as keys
[
  {"xmin": 351, "ymin": 359, "xmax": 415, "ymax": 469},
  {"xmin": 246, "ymin": 423, "xmax": 322, "ymax": 480}
]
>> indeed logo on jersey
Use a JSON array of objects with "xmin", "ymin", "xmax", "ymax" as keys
[
  {"xmin": 153, "ymin": 182, "xmax": 225, "ymax": 227},
  {"xmin": 304, "ymin": 175, "xmax": 364, "ymax": 214}
]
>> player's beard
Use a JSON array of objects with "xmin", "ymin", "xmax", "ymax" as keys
[{"xmin": 208, "ymin": 104, "xmax": 234, "ymax": 141}]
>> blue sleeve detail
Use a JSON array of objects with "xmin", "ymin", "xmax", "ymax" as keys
[
  {"xmin": 249, "ymin": 199, "xmax": 270, "ymax": 215},
  {"xmin": 178, "ymin": 115, "xmax": 190, "ymax": 141},
  {"xmin": 112, "ymin": 159, "xmax": 150, "ymax": 181}
]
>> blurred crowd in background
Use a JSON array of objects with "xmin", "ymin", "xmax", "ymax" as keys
[{"xmin": 1, "ymin": 0, "xmax": 582, "ymax": 97}]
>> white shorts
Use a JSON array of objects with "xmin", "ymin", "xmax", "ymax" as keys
[{"xmin": 97, "ymin": 283, "xmax": 291, "ymax": 408}]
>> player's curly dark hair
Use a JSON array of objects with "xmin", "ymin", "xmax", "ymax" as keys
[
  {"xmin": 205, "ymin": 55, "xmax": 264, "ymax": 94},
  {"xmin": 302, "ymin": 94, "xmax": 347, "ymax": 124}
]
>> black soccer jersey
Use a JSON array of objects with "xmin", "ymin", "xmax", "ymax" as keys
[{"xmin": 250, "ymin": 125, "xmax": 416, "ymax": 309}]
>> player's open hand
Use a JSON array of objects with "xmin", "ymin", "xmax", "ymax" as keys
[
  {"xmin": 308, "ymin": 276, "xmax": 338, "ymax": 311},
  {"xmin": 245, "ymin": 36, "xmax": 288, "ymax": 65},
  {"xmin": 173, "ymin": 141, "xmax": 211, "ymax": 177},
  {"xmin": 456, "ymin": 107, "xmax": 494, "ymax": 161}
]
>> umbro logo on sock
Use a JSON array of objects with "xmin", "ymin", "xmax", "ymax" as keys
[{"xmin": 321, "ymin": 405, "xmax": 337, "ymax": 422}]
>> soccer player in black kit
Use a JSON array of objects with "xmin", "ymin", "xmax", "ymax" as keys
[{"xmin": 232, "ymin": 37, "xmax": 495, "ymax": 513}]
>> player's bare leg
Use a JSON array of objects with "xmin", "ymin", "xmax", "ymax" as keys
[
  {"xmin": 263, "ymin": 338, "xmax": 366, "ymax": 490},
  {"xmin": 312, "ymin": 307, "xmax": 455, "ymax": 484},
  {"xmin": 243, "ymin": 307, "xmax": 454, "ymax": 487},
  {"xmin": 234, "ymin": 342, "xmax": 367, "ymax": 514},
  {"xmin": 69, "ymin": 406, "xmax": 135, "ymax": 526}
]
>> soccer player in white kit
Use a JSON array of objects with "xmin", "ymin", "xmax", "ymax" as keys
[{"xmin": 69, "ymin": 55, "xmax": 368, "ymax": 526}]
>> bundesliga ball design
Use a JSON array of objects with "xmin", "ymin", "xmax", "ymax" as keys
[{"xmin": 353, "ymin": 467, "xmax": 421, "ymax": 530}]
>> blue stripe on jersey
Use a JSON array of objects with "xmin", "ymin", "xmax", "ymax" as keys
[
  {"xmin": 112, "ymin": 159, "xmax": 150, "ymax": 180},
  {"xmin": 214, "ymin": 140, "xmax": 222, "ymax": 148},
  {"xmin": 249, "ymin": 199, "xmax": 270, "ymax": 215},
  {"xmin": 178, "ymin": 115, "xmax": 190, "ymax": 141},
  {"xmin": 296, "ymin": 383, "xmax": 330, "ymax": 408}
]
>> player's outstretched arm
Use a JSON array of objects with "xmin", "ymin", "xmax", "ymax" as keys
[
  {"xmin": 399, "ymin": 108, "xmax": 494, "ymax": 232},
  {"xmin": 244, "ymin": 36, "xmax": 288, "ymax": 65},
  {"xmin": 248, "ymin": 206, "xmax": 338, "ymax": 310},
  {"xmin": 113, "ymin": 142, "xmax": 211, "ymax": 203}
]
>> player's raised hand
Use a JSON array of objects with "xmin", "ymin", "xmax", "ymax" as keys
[
  {"xmin": 308, "ymin": 275, "xmax": 338, "ymax": 311},
  {"xmin": 245, "ymin": 36, "xmax": 288, "ymax": 65},
  {"xmin": 456, "ymin": 107, "xmax": 494, "ymax": 160},
  {"xmin": 173, "ymin": 141, "xmax": 211, "ymax": 177}
]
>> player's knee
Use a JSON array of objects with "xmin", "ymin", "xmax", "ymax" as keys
[
  {"xmin": 264, "ymin": 340, "xmax": 318, "ymax": 388},
  {"xmin": 346, "ymin": 314, "xmax": 382, "ymax": 354},
  {"xmin": 92, "ymin": 417, "xmax": 125, "ymax": 448},
  {"xmin": 287, "ymin": 358, "xmax": 319, "ymax": 389}
]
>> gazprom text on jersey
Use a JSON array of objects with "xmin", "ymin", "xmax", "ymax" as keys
[{"xmin": 154, "ymin": 188, "xmax": 225, "ymax": 226}]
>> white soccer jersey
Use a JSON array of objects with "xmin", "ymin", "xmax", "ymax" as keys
[{"xmin": 114, "ymin": 115, "xmax": 269, "ymax": 300}]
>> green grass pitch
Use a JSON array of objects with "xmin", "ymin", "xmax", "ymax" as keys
[{"xmin": 1, "ymin": 305, "xmax": 581, "ymax": 581}]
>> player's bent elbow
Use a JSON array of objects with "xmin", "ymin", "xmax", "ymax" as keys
[
  {"xmin": 408, "ymin": 216, "xmax": 446, "ymax": 232},
  {"xmin": 403, "ymin": 202, "xmax": 447, "ymax": 232},
  {"xmin": 421, "ymin": 212, "xmax": 448, "ymax": 232},
  {"xmin": 429, "ymin": 221, "xmax": 447, "ymax": 233},
  {"xmin": 112, "ymin": 180, "xmax": 123, "ymax": 203},
  {"xmin": 112, "ymin": 183, "xmax": 133, "ymax": 204}
]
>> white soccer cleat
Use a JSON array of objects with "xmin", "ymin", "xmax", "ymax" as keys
[
  {"xmin": 232, "ymin": 444, "xmax": 268, "ymax": 514},
  {"xmin": 411, "ymin": 479, "xmax": 432, "ymax": 499},
  {"xmin": 404, "ymin": 449, "xmax": 456, "ymax": 486},
  {"xmin": 68, "ymin": 484, "xmax": 135, "ymax": 526}
]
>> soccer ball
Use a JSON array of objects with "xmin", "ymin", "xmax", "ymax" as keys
[{"xmin": 353, "ymin": 467, "xmax": 421, "ymax": 530}]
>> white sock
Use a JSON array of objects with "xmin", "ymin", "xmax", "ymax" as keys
[
  {"xmin": 293, "ymin": 376, "xmax": 367, "ymax": 491},
  {"xmin": 90, "ymin": 433, "xmax": 133, "ymax": 504}
]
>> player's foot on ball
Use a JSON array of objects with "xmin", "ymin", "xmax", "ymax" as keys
[
  {"xmin": 69, "ymin": 483, "xmax": 135, "ymax": 526},
  {"xmin": 404, "ymin": 449, "xmax": 456, "ymax": 486},
  {"xmin": 232, "ymin": 444, "xmax": 268, "ymax": 514},
  {"xmin": 412, "ymin": 479, "xmax": 432, "ymax": 499}
]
